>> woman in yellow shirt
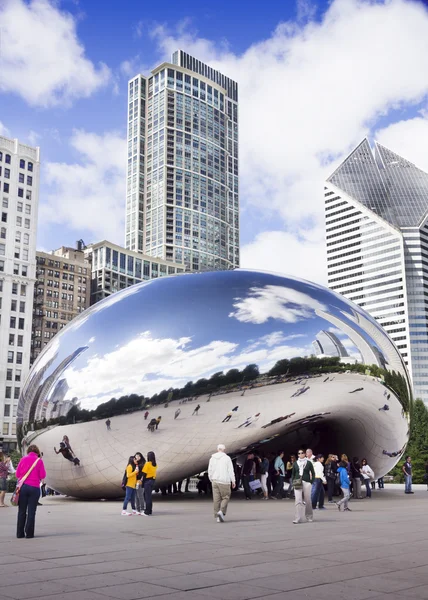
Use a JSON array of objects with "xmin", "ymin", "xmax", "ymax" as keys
[
  {"xmin": 142, "ymin": 451, "xmax": 157, "ymax": 516},
  {"xmin": 122, "ymin": 456, "xmax": 139, "ymax": 516}
]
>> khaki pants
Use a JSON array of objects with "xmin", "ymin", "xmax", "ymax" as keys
[
  {"xmin": 294, "ymin": 480, "xmax": 313, "ymax": 522},
  {"xmin": 212, "ymin": 481, "xmax": 231, "ymax": 518}
]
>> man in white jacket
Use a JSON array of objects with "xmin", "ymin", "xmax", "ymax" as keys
[{"xmin": 208, "ymin": 444, "xmax": 236, "ymax": 522}]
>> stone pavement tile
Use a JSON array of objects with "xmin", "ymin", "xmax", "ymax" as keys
[
  {"xmin": 405, "ymin": 585, "xmax": 428, "ymax": 599},
  {"xmin": 384, "ymin": 569, "xmax": 428, "ymax": 587},
  {"xmin": 208, "ymin": 551, "xmax": 293, "ymax": 568},
  {"xmin": 75, "ymin": 560, "xmax": 146, "ymax": 574},
  {"xmin": 95, "ymin": 582, "xmax": 180, "ymax": 599},
  {"xmin": 0, "ymin": 555, "xmax": 33, "ymax": 566},
  {"xmin": 148, "ymin": 573, "xmax": 238, "ymax": 591},
  {"xmin": 156, "ymin": 561, "xmax": 230, "ymax": 575},
  {"xmin": 195, "ymin": 582, "xmax": 274, "ymax": 600},
  {"xmin": 351, "ymin": 574, "xmax": 423, "ymax": 594},
  {"xmin": 1, "ymin": 581, "xmax": 76, "ymax": 599},
  {"xmin": 121, "ymin": 567, "xmax": 186, "ymax": 583},
  {"xmin": 16, "ymin": 591, "xmax": 108, "ymax": 600},
  {"xmin": 60, "ymin": 573, "xmax": 132, "ymax": 592}
]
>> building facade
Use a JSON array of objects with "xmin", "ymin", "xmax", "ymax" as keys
[
  {"xmin": 0, "ymin": 136, "xmax": 39, "ymax": 451},
  {"xmin": 325, "ymin": 139, "xmax": 428, "ymax": 403},
  {"xmin": 125, "ymin": 50, "xmax": 239, "ymax": 272},
  {"xmin": 31, "ymin": 245, "xmax": 91, "ymax": 365},
  {"xmin": 85, "ymin": 240, "xmax": 184, "ymax": 305}
]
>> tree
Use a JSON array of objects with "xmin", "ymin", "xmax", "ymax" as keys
[{"xmin": 241, "ymin": 364, "xmax": 260, "ymax": 381}]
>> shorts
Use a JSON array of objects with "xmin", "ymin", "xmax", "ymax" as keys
[{"xmin": 0, "ymin": 477, "xmax": 7, "ymax": 492}]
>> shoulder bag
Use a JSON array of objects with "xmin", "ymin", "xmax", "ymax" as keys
[{"xmin": 11, "ymin": 458, "xmax": 40, "ymax": 507}]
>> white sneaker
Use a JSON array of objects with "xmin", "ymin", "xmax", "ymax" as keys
[
  {"xmin": 121, "ymin": 510, "xmax": 131, "ymax": 516},
  {"xmin": 216, "ymin": 517, "xmax": 221, "ymax": 523},
  {"xmin": 217, "ymin": 510, "xmax": 225, "ymax": 522},
  {"xmin": 292, "ymin": 520, "xmax": 300, "ymax": 524},
  {"xmin": 141, "ymin": 512, "xmax": 148, "ymax": 516},
  {"xmin": 132, "ymin": 510, "xmax": 138, "ymax": 515}
]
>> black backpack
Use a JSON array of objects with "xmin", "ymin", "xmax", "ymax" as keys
[{"xmin": 121, "ymin": 471, "xmax": 127, "ymax": 489}]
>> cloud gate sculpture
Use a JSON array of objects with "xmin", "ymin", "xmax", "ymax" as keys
[{"xmin": 17, "ymin": 270, "xmax": 411, "ymax": 498}]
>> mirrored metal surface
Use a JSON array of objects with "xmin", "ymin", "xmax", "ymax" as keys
[{"xmin": 18, "ymin": 270, "xmax": 412, "ymax": 498}]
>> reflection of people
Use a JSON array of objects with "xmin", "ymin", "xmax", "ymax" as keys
[
  {"xmin": 105, "ymin": 419, "xmax": 111, "ymax": 430},
  {"xmin": 16, "ymin": 444, "xmax": 46, "ymax": 538},
  {"xmin": 144, "ymin": 411, "xmax": 149, "ymax": 420},
  {"xmin": 174, "ymin": 409, "xmax": 181, "ymax": 420},
  {"xmin": 208, "ymin": 444, "xmax": 236, "ymax": 523},
  {"xmin": 192, "ymin": 404, "xmax": 201, "ymax": 416},
  {"xmin": 54, "ymin": 436, "xmax": 80, "ymax": 466},
  {"xmin": 222, "ymin": 412, "xmax": 232, "ymax": 423},
  {"xmin": 122, "ymin": 456, "xmax": 138, "ymax": 516},
  {"xmin": 155, "ymin": 416, "xmax": 162, "ymax": 429},
  {"xmin": 142, "ymin": 451, "xmax": 157, "ymax": 516},
  {"xmin": 232, "ymin": 406, "xmax": 239, "ymax": 412},
  {"xmin": 238, "ymin": 413, "xmax": 260, "ymax": 428},
  {"xmin": 148, "ymin": 418, "xmax": 157, "ymax": 432}
]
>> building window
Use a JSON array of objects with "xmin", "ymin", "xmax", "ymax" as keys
[
  {"xmin": 5, "ymin": 387, "xmax": 11, "ymax": 399},
  {"xmin": 27, "ymin": 176, "xmax": 32, "ymax": 186},
  {"xmin": 7, "ymin": 351, "xmax": 14, "ymax": 363},
  {"xmin": 18, "ymin": 188, "xmax": 24, "ymax": 198},
  {"xmin": 4, "ymin": 405, "xmax": 10, "ymax": 417},
  {"xmin": 6, "ymin": 369, "xmax": 12, "ymax": 381},
  {"xmin": 0, "ymin": 227, "xmax": 5, "ymax": 240},
  {"xmin": 28, "ymin": 162, "xmax": 33, "ymax": 172},
  {"xmin": 14, "ymin": 387, "xmax": 20, "ymax": 400},
  {"xmin": 20, "ymin": 159, "xmax": 25, "ymax": 169},
  {"xmin": 3, "ymin": 423, "xmax": 9, "ymax": 435},
  {"xmin": 16, "ymin": 352, "xmax": 23, "ymax": 364},
  {"xmin": 1, "ymin": 212, "xmax": 7, "ymax": 223},
  {"xmin": 19, "ymin": 173, "xmax": 25, "ymax": 183}
]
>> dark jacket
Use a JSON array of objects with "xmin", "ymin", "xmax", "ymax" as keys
[{"xmin": 292, "ymin": 460, "xmax": 315, "ymax": 484}]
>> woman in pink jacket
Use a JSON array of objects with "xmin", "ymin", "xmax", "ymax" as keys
[{"xmin": 16, "ymin": 444, "xmax": 46, "ymax": 539}]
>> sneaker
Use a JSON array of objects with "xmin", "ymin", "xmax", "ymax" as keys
[
  {"xmin": 307, "ymin": 518, "xmax": 313, "ymax": 522},
  {"xmin": 217, "ymin": 510, "xmax": 225, "ymax": 522},
  {"xmin": 344, "ymin": 507, "xmax": 352, "ymax": 511},
  {"xmin": 141, "ymin": 512, "xmax": 148, "ymax": 516},
  {"xmin": 328, "ymin": 500, "xmax": 335, "ymax": 504},
  {"xmin": 132, "ymin": 510, "xmax": 138, "ymax": 515},
  {"xmin": 318, "ymin": 507, "xmax": 327, "ymax": 510},
  {"xmin": 216, "ymin": 517, "xmax": 221, "ymax": 523},
  {"xmin": 121, "ymin": 510, "xmax": 132, "ymax": 516},
  {"xmin": 292, "ymin": 520, "xmax": 300, "ymax": 524}
]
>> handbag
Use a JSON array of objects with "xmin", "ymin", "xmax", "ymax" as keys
[
  {"xmin": 293, "ymin": 477, "xmax": 303, "ymax": 489},
  {"xmin": 11, "ymin": 458, "xmax": 40, "ymax": 507},
  {"xmin": 249, "ymin": 479, "xmax": 262, "ymax": 491}
]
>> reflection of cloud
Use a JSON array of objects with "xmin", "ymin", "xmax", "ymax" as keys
[
  {"xmin": 245, "ymin": 331, "xmax": 307, "ymax": 352},
  {"xmin": 229, "ymin": 285, "xmax": 327, "ymax": 324},
  {"xmin": 63, "ymin": 331, "xmax": 312, "ymax": 408}
]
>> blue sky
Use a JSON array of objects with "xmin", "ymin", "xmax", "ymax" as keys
[{"xmin": 1, "ymin": 0, "xmax": 428, "ymax": 283}]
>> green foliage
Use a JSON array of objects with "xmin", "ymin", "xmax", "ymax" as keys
[{"xmin": 389, "ymin": 398, "xmax": 428, "ymax": 483}]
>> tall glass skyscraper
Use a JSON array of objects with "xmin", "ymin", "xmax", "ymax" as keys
[
  {"xmin": 325, "ymin": 139, "xmax": 428, "ymax": 403},
  {"xmin": 125, "ymin": 50, "xmax": 239, "ymax": 272}
]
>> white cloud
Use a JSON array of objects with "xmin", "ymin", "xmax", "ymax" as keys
[
  {"xmin": 229, "ymin": 285, "xmax": 327, "ymax": 324},
  {"xmin": 241, "ymin": 229, "xmax": 327, "ymax": 284},
  {"xmin": 152, "ymin": 0, "xmax": 428, "ymax": 282},
  {"xmin": 376, "ymin": 112, "xmax": 428, "ymax": 173},
  {"xmin": 40, "ymin": 129, "xmax": 126, "ymax": 242},
  {"xmin": 0, "ymin": 0, "xmax": 110, "ymax": 107},
  {"xmin": 64, "ymin": 331, "xmax": 311, "ymax": 408}
]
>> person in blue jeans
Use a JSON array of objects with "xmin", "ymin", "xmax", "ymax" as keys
[
  {"xmin": 336, "ymin": 461, "xmax": 351, "ymax": 512},
  {"xmin": 311, "ymin": 454, "xmax": 326, "ymax": 509},
  {"xmin": 402, "ymin": 456, "xmax": 414, "ymax": 494}
]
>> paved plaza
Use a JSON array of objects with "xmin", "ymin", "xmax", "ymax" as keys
[{"xmin": 2, "ymin": 486, "xmax": 428, "ymax": 600}]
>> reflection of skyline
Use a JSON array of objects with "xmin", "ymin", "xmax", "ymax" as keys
[
  {"xmin": 19, "ymin": 272, "xmax": 410, "ymax": 424},
  {"xmin": 29, "ymin": 346, "xmax": 88, "ymax": 423},
  {"xmin": 313, "ymin": 330, "xmax": 350, "ymax": 359}
]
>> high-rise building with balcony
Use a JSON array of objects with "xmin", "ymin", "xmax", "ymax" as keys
[
  {"xmin": 125, "ymin": 50, "xmax": 239, "ymax": 272},
  {"xmin": 325, "ymin": 139, "xmax": 428, "ymax": 403},
  {"xmin": 0, "ymin": 135, "xmax": 39, "ymax": 451},
  {"xmin": 31, "ymin": 244, "xmax": 91, "ymax": 364}
]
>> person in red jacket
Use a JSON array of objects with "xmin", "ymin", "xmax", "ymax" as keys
[{"xmin": 16, "ymin": 444, "xmax": 46, "ymax": 539}]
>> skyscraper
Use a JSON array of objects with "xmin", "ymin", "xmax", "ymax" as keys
[
  {"xmin": 324, "ymin": 138, "xmax": 428, "ymax": 402},
  {"xmin": 0, "ymin": 135, "xmax": 40, "ymax": 451},
  {"xmin": 125, "ymin": 50, "xmax": 239, "ymax": 272}
]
